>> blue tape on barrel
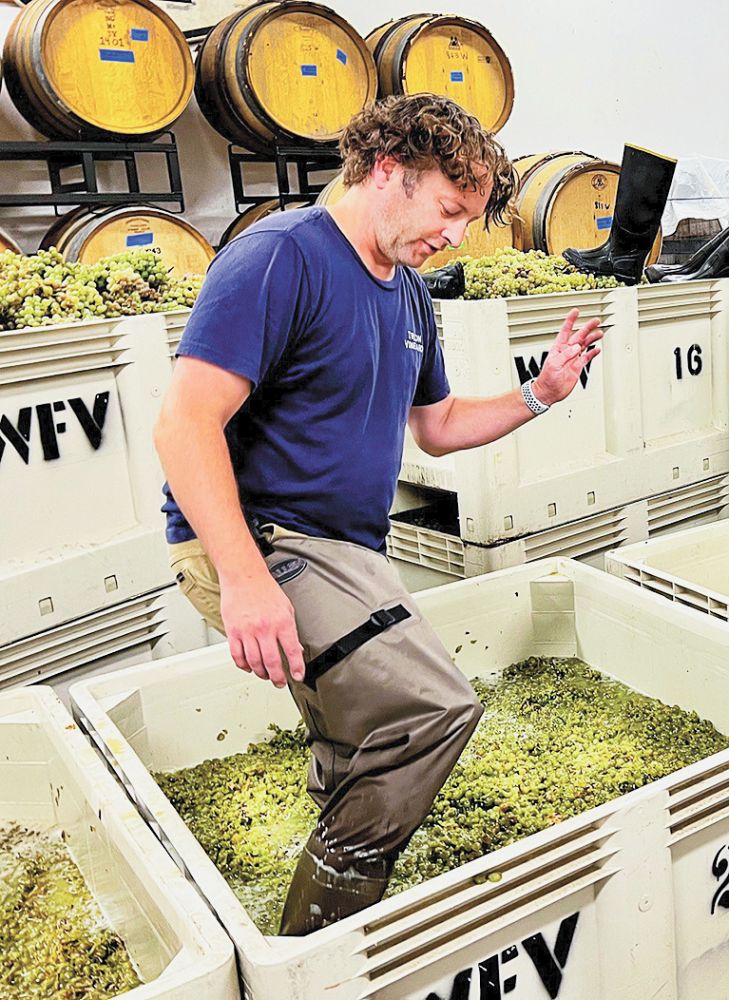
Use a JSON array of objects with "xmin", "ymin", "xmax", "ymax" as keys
[
  {"xmin": 130, "ymin": 28, "xmax": 149, "ymax": 41},
  {"xmin": 301, "ymin": 64, "xmax": 317, "ymax": 76},
  {"xmin": 100, "ymin": 49, "xmax": 135, "ymax": 63},
  {"xmin": 336, "ymin": 49, "xmax": 347, "ymax": 65},
  {"xmin": 126, "ymin": 232, "xmax": 154, "ymax": 247},
  {"xmin": 450, "ymin": 70, "xmax": 464, "ymax": 82},
  {"xmin": 596, "ymin": 216, "xmax": 613, "ymax": 230}
]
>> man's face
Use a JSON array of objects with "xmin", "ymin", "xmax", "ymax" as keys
[{"xmin": 374, "ymin": 161, "xmax": 492, "ymax": 269}]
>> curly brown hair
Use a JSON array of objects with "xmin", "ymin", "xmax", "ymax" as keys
[{"xmin": 339, "ymin": 94, "xmax": 518, "ymax": 227}]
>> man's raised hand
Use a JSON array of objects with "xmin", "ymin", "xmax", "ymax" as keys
[{"xmin": 532, "ymin": 308, "xmax": 603, "ymax": 406}]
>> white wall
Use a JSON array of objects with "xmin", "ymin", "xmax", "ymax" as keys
[{"xmin": 0, "ymin": 0, "xmax": 727, "ymax": 252}]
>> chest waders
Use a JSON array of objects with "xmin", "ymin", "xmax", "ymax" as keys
[{"xmin": 172, "ymin": 522, "xmax": 483, "ymax": 936}]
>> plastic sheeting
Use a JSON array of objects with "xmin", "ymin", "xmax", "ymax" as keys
[{"xmin": 663, "ymin": 157, "xmax": 729, "ymax": 236}]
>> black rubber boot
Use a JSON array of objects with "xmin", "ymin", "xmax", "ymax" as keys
[
  {"xmin": 646, "ymin": 225, "xmax": 729, "ymax": 283},
  {"xmin": 563, "ymin": 144, "xmax": 677, "ymax": 285},
  {"xmin": 644, "ymin": 226, "xmax": 729, "ymax": 282},
  {"xmin": 279, "ymin": 844, "xmax": 393, "ymax": 936},
  {"xmin": 422, "ymin": 261, "xmax": 465, "ymax": 299}
]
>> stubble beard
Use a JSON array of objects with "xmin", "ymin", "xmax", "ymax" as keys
[{"xmin": 376, "ymin": 217, "xmax": 426, "ymax": 269}]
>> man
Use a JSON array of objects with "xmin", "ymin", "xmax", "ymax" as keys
[{"xmin": 154, "ymin": 94, "xmax": 602, "ymax": 936}]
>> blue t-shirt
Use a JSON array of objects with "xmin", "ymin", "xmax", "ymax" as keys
[{"xmin": 162, "ymin": 206, "xmax": 450, "ymax": 552}]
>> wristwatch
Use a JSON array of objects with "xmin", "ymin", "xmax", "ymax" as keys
[{"xmin": 520, "ymin": 378, "xmax": 550, "ymax": 415}]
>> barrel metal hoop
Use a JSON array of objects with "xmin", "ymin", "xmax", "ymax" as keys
[
  {"xmin": 197, "ymin": 12, "xmax": 273, "ymax": 153},
  {"xmin": 390, "ymin": 14, "xmax": 436, "ymax": 95},
  {"xmin": 369, "ymin": 15, "xmax": 409, "ymax": 66},
  {"xmin": 236, "ymin": 4, "xmax": 306, "ymax": 146}
]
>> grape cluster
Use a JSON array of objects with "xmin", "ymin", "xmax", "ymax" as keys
[
  {"xmin": 432, "ymin": 247, "xmax": 624, "ymax": 299},
  {"xmin": 155, "ymin": 657, "xmax": 729, "ymax": 935},
  {"xmin": 0, "ymin": 247, "xmax": 204, "ymax": 330}
]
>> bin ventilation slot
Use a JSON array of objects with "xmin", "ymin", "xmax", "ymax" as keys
[
  {"xmin": 165, "ymin": 311, "xmax": 188, "ymax": 358},
  {"xmin": 637, "ymin": 283, "xmax": 719, "ymax": 324},
  {"xmin": 647, "ymin": 475, "xmax": 729, "ymax": 532},
  {"xmin": 617, "ymin": 566, "xmax": 729, "ymax": 621},
  {"xmin": 357, "ymin": 821, "xmax": 617, "ymax": 990},
  {"xmin": 0, "ymin": 326, "xmax": 129, "ymax": 385},
  {"xmin": 524, "ymin": 507, "xmax": 627, "ymax": 561},
  {"xmin": 669, "ymin": 763, "xmax": 729, "ymax": 840},
  {"xmin": 388, "ymin": 504, "xmax": 628, "ymax": 576},
  {"xmin": 0, "ymin": 590, "xmax": 172, "ymax": 689},
  {"xmin": 506, "ymin": 294, "xmax": 612, "ymax": 339},
  {"xmin": 387, "ymin": 527, "xmax": 465, "ymax": 577},
  {"xmin": 433, "ymin": 300, "xmax": 444, "ymax": 343}
]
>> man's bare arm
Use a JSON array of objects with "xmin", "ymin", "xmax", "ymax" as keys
[
  {"xmin": 154, "ymin": 356, "xmax": 305, "ymax": 687},
  {"xmin": 409, "ymin": 308, "xmax": 602, "ymax": 457}
]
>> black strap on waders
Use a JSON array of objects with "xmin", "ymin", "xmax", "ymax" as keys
[
  {"xmin": 304, "ymin": 604, "xmax": 411, "ymax": 691},
  {"xmin": 245, "ymin": 512, "xmax": 275, "ymax": 556}
]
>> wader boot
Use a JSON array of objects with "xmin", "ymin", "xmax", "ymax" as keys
[
  {"xmin": 260, "ymin": 528, "xmax": 482, "ymax": 937},
  {"xmin": 645, "ymin": 225, "xmax": 729, "ymax": 283},
  {"xmin": 563, "ymin": 144, "xmax": 676, "ymax": 284},
  {"xmin": 169, "ymin": 523, "xmax": 484, "ymax": 937},
  {"xmin": 279, "ymin": 843, "xmax": 394, "ymax": 936}
]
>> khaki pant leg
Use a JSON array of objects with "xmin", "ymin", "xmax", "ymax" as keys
[
  {"xmin": 169, "ymin": 539, "xmax": 225, "ymax": 635},
  {"xmin": 261, "ymin": 529, "xmax": 484, "ymax": 870}
]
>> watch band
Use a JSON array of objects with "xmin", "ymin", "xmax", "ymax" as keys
[{"xmin": 521, "ymin": 378, "xmax": 550, "ymax": 415}]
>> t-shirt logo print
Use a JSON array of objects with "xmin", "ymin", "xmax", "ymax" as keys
[{"xmin": 405, "ymin": 329, "xmax": 423, "ymax": 354}]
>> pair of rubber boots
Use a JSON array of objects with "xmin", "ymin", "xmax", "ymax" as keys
[
  {"xmin": 563, "ymin": 144, "xmax": 677, "ymax": 285},
  {"xmin": 645, "ymin": 224, "xmax": 729, "ymax": 283}
]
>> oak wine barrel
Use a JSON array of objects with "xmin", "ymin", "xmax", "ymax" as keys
[
  {"xmin": 40, "ymin": 205, "xmax": 214, "ymax": 276},
  {"xmin": 3, "ymin": 0, "xmax": 194, "ymax": 140},
  {"xmin": 195, "ymin": 1, "xmax": 377, "ymax": 151},
  {"xmin": 365, "ymin": 14, "xmax": 514, "ymax": 134}
]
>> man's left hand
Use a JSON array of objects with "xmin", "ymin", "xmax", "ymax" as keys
[{"xmin": 532, "ymin": 308, "xmax": 604, "ymax": 407}]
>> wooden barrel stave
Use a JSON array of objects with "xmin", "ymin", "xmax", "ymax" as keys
[
  {"xmin": 38, "ymin": 206, "xmax": 91, "ymax": 251},
  {"xmin": 195, "ymin": 11, "xmax": 273, "ymax": 152}
]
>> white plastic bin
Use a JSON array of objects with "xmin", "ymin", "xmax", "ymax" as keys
[
  {"xmin": 389, "ymin": 473, "xmax": 729, "ymax": 578},
  {"xmin": 0, "ymin": 685, "xmax": 239, "ymax": 998},
  {"xmin": 605, "ymin": 517, "xmax": 729, "ymax": 620},
  {"xmin": 401, "ymin": 281, "xmax": 729, "ymax": 546},
  {"xmin": 0, "ymin": 581, "xmax": 221, "ymax": 696},
  {"xmin": 0, "ymin": 312, "xmax": 179, "ymax": 639},
  {"xmin": 72, "ymin": 558, "xmax": 729, "ymax": 999}
]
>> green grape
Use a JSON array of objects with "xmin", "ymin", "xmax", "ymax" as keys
[
  {"xmin": 0, "ymin": 246, "xmax": 206, "ymax": 330},
  {"xmin": 0, "ymin": 824, "xmax": 141, "ymax": 996},
  {"xmin": 424, "ymin": 247, "xmax": 626, "ymax": 300},
  {"xmin": 154, "ymin": 657, "xmax": 729, "ymax": 936}
]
